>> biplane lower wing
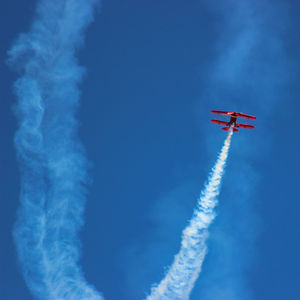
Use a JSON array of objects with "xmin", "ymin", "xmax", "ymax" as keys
[
  {"xmin": 210, "ymin": 119, "xmax": 228, "ymax": 126},
  {"xmin": 236, "ymin": 123, "xmax": 254, "ymax": 129}
]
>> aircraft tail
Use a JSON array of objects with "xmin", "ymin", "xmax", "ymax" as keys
[{"xmin": 222, "ymin": 127, "xmax": 238, "ymax": 132}]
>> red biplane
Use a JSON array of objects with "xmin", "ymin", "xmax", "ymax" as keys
[{"xmin": 211, "ymin": 110, "xmax": 256, "ymax": 132}]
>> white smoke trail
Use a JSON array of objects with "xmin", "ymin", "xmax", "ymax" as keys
[
  {"xmin": 147, "ymin": 130, "xmax": 233, "ymax": 300},
  {"xmin": 9, "ymin": 0, "xmax": 104, "ymax": 299}
]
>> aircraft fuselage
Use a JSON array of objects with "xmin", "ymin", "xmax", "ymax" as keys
[{"xmin": 228, "ymin": 116, "xmax": 237, "ymax": 127}]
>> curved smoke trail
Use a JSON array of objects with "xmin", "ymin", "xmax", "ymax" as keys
[
  {"xmin": 147, "ymin": 130, "xmax": 233, "ymax": 300},
  {"xmin": 9, "ymin": 0, "xmax": 103, "ymax": 299}
]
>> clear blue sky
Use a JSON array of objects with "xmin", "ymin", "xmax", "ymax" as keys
[{"xmin": 1, "ymin": 0, "xmax": 300, "ymax": 299}]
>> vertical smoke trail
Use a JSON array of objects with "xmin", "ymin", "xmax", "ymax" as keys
[
  {"xmin": 9, "ymin": 0, "xmax": 104, "ymax": 299},
  {"xmin": 147, "ymin": 130, "xmax": 233, "ymax": 300}
]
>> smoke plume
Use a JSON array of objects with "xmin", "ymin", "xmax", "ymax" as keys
[
  {"xmin": 9, "ymin": 1, "xmax": 103, "ymax": 299},
  {"xmin": 147, "ymin": 130, "xmax": 233, "ymax": 300}
]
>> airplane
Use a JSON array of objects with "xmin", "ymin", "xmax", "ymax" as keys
[{"xmin": 210, "ymin": 110, "xmax": 256, "ymax": 132}]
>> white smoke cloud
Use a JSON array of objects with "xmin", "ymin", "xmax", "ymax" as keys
[
  {"xmin": 147, "ymin": 130, "xmax": 233, "ymax": 300},
  {"xmin": 9, "ymin": 0, "xmax": 104, "ymax": 299}
]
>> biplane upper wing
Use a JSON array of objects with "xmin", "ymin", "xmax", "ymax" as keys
[
  {"xmin": 236, "ymin": 123, "xmax": 255, "ymax": 129},
  {"xmin": 236, "ymin": 112, "xmax": 256, "ymax": 120},
  {"xmin": 210, "ymin": 119, "xmax": 228, "ymax": 126},
  {"xmin": 211, "ymin": 110, "xmax": 233, "ymax": 116}
]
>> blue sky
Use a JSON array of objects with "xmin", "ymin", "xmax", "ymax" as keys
[{"xmin": 1, "ymin": 0, "xmax": 300, "ymax": 300}]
